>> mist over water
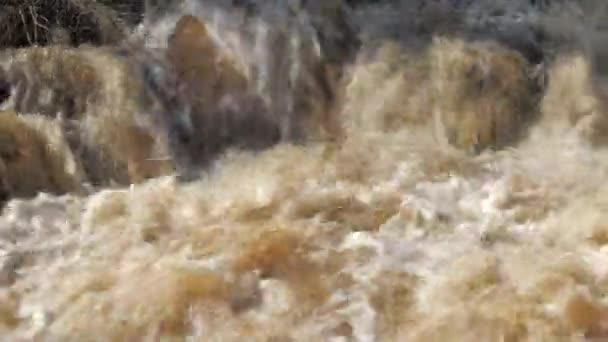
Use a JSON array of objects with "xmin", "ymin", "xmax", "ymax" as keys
[{"xmin": 1, "ymin": 0, "xmax": 608, "ymax": 340}]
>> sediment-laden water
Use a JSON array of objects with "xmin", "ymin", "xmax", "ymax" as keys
[{"xmin": 0, "ymin": 1, "xmax": 608, "ymax": 340}]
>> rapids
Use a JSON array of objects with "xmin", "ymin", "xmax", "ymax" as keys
[{"xmin": 0, "ymin": 0, "xmax": 607, "ymax": 340}]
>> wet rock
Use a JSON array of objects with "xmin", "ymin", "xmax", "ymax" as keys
[
  {"xmin": 0, "ymin": 253, "xmax": 21, "ymax": 287},
  {"xmin": 430, "ymin": 37, "xmax": 542, "ymax": 153}
]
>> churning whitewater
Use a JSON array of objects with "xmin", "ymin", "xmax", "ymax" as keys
[{"xmin": 0, "ymin": 0, "xmax": 608, "ymax": 340}]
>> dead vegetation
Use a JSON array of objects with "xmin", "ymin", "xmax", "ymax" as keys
[{"xmin": 0, "ymin": 0, "xmax": 134, "ymax": 49}]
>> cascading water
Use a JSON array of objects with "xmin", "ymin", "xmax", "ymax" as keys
[{"xmin": 0, "ymin": 0, "xmax": 607, "ymax": 341}]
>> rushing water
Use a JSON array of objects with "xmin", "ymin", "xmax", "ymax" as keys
[{"xmin": 0, "ymin": 0, "xmax": 608, "ymax": 340}]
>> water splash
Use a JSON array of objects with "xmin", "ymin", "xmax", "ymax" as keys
[{"xmin": 0, "ymin": 0, "xmax": 608, "ymax": 341}]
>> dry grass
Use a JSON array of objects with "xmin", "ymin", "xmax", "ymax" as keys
[{"xmin": 0, "ymin": 0, "xmax": 128, "ymax": 49}]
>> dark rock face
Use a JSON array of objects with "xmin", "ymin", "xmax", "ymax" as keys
[
  {"xmin": 140, "ymin": 60, "xmax": 283, "ymax": 181},
  {"xmin": 171, "ymin": 95, "xmax": 282, "ymax": 182},
  {"xmin": 138, "ymin": 14, "xmax": 284, "ymax": 180},
  {"xmin": 0, "ymin": 69, "xmax": 10, "ymax": 106},
  {"xmin": 99, "ymin": 0, "xmax": 146, "ymax": 26},
  {"xmin": 0, "ymin": 0, "xmax": 601, "ymax": 187},
  {"xmin": 467, "ymin": 16, "xmax": 545, "ymax": 65},
  {"xmin": 207, "ymin": 0, "xmax": 362, "ymax": 61},
  {"xmin": 136, "ymin": 0, "xmax": 564, "ymax": 180}
]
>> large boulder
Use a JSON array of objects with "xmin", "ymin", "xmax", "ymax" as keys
[
  {"xmin": 342, "ymin": 36, "xmax": 543, "ymax": 153},
  {"xmin": 0, "ymin": 111, "xmax": 86, "ymax": 200},
  {"xmin": 0, "ymin": 45, "xmax": 178, "ymax": 186},
  {"xmin": 430, "ymin": 37, "xmax": 542, "ymax": 153}
]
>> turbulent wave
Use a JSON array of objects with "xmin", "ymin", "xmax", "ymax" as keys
[{"xmin": 0, "ymin": 0, "xmax": 608, "ymax": 340}]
